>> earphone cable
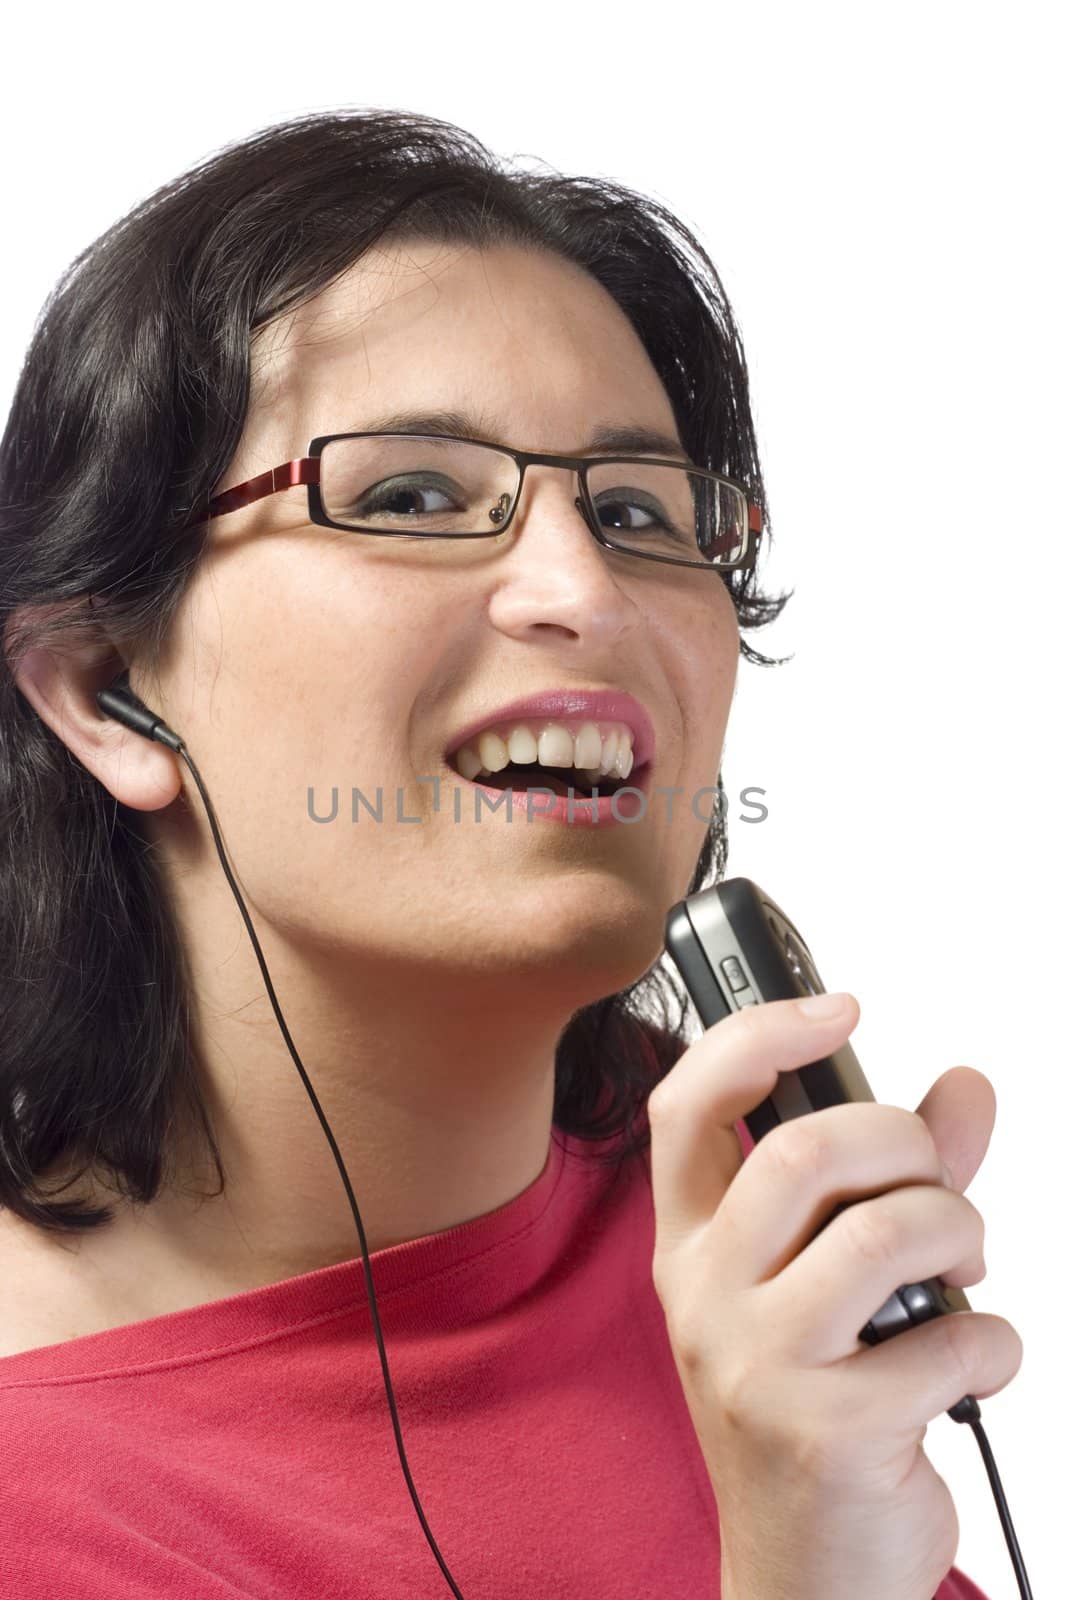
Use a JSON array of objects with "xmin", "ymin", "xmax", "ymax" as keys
[
  {"xmin": 94, "ymin": 683, "xmax": 468, "ymax": 1599},
  {"xmin": 955, "ymin": 1410, "xmax": 1032, "ymax": 1599}
]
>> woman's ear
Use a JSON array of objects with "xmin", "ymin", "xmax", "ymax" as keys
[{"xmin": 4, "ymin": 598, "xmax": 183, "ymax": 813}]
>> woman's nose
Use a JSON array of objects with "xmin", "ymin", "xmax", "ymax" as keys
[
  {"xmin": 495, "ymin": 460, "xmax": 604, "ymax": 560},
  {"xmin": 483, "ymin": 464, "xmax": 642, "ymax": 647}
]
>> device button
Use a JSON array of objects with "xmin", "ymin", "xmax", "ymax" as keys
[
  {"xmin": 899, "ymin": 1282, "xmax": 940, "ymax": 1325},
  {"xmin": 734, "ymin": 988, "xmax": 757, "ymax": 1008},
  {"xmin": 721, "ymin": 957, "xmax": 749, "ymax": 992}
]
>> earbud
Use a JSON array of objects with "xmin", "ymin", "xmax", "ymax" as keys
[{"xmin": 95, "ymin": 678, "xmax": 184, "ymax": 753}]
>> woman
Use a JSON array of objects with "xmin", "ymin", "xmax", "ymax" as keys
[{"xmin": 0, "ymin": 109, "xmax": 1016, "ymax": 1598}]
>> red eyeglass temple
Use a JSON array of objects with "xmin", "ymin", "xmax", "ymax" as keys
[
  {"xmin": 203, "ymin": 458, "xmax": 321, "ymax": 519},
  {"xmin": 197, "ymin": 454, "xmax": 764, "ymax": 535}
]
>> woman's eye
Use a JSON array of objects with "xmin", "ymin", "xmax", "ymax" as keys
[
  {"xmin": 597, "ymin": 496, "xmax": 656, "ymax": 529},
  {"xmin": 595, "ymin": 495, "xmax": 683, "ymax": 541},
  {"xmin": 356, "ymin": 476, "xmax": 461, "ymax": 517}
]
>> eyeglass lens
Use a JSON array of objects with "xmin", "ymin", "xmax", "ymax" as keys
[{"xmin": 319, "ymin": 435, "xmax": 746, "ymax": 566}]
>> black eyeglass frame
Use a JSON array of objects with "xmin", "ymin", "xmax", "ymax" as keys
[{"xmin": 190, "ymin": 431, "xmax": 764, "ymax": 573}]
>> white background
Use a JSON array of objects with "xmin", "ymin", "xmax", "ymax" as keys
[{"xmin": 2, "ymin": 3, "xmax": 1061, "ymax": 1594}]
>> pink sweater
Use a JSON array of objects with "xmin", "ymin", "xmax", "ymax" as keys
[{"xmin": 0, "ymin": 1127, "xmax": 989, "ymax": 1598}]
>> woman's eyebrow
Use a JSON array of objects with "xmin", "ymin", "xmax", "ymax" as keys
[{"xmin": 344, "ymin": 407, "xmax": 690, "ymax": 460}]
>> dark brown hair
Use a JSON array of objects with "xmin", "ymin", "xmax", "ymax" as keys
[{"xmin": 0, "ymin": 108, "xmax": 791, "ymax": 1235}]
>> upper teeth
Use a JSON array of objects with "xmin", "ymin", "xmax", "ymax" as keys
[{"xmin": 451, "ymin": 720, "xmax": 636, "ymax": 784}]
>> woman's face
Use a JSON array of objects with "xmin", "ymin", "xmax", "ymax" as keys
[{"xmin": 141, "ymin": 241, "xmax": 740, "ymax": 1007}]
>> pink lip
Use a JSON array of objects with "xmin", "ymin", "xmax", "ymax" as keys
[{"xmin": 443, "ymin": 689, "xmax": 656, "ymax": 771}]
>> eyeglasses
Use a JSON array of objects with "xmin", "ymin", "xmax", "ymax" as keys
[{"xmin": 187, "ymin": 432, "xmax": 764, "ymax": 572}]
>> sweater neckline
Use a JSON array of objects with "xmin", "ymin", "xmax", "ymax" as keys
[{"xmin": 0, "ymin": 1126, "xmax": 601, "ymax": 1383}]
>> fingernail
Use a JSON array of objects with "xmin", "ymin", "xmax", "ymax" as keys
[{"xmin": 797, "ymin": 991, "xmax": 851, "ymax": 1020}]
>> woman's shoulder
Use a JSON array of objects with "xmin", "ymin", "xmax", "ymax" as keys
[
  {"xmin": 0, "ymin": 1204, "xmax": 139, "ymax": 1361},
  {"xmin": 0, "ymin": 1210, "xmax": 71, "ymax": 1359}
]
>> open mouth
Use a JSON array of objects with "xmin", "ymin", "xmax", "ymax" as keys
[{"xmin": 445, "ymin": 755, "xmax": 651, "ymax": 799}]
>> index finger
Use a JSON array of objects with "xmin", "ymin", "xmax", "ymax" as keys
[{"xmin": 647, "ymin": 993, "xmax": 860, "ymax": 1256}]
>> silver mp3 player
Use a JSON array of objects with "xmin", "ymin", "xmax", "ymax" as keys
[{"xmin": 664, "ymin": 877, "xmax": 972, "ymax": 1346}]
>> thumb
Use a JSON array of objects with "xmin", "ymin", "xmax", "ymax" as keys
[{"xmin": 913, "ymin": 1064, "xmax": 996, "ymax": 1194}]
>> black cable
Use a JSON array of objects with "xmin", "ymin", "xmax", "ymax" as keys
[
  {"xmin": 94, "ymin": 680, "xmax": 1035, "ymax": 1600},
  {"xmin": 943, "ymin": 1406, "xmax": 1033, "ymax": 1599},
  {"xmin": 95, "ymin": 682, "xmax": 466, "ymax": 1598}
]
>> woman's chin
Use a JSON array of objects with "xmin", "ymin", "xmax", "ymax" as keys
[{"xmin": 468, "ymin": 886, "xmax": 669, "ymax": 990}]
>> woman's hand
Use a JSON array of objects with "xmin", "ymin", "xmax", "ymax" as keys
[{"xmin": 647, "ymin": 993, "xmax": 1024, "ymax": 1600}]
